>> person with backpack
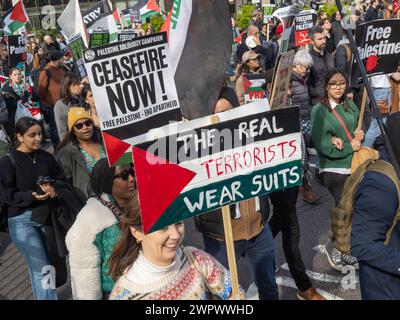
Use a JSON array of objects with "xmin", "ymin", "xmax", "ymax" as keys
[
  {"xmin": 334, "ymin": 33, "xmax": 352, "ymax": 81},
  {"xmin": 351, "ymin": 112, "xmax": 400, "ymax": 299},
  {"xmin": 0, "ymin": 117, "xmax": 83, "ymax": 299},
  {"xmin": 311, "ymin": 68, "xmax": 364, "ymax": 271}
]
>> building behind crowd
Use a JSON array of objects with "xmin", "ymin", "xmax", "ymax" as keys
[{"xmin": 0, "ymin": 0, "xmax": 256, "ymax": 32}]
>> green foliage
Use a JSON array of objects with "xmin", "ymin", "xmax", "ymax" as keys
[
  {"xmin": 320, "ymin": 1, "xmax": 351, "ymax": 19},
  {"xmin": 142, "ymin": 14, "xmax": 164, "ymax": 33},
  {"xmin": 236, "ymin": 4, "xmax": 256, "ymax": 31}
]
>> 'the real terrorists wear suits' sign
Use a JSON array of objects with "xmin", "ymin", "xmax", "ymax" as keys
[
  {"xmin": 83, "ymin": 32, "xmax": 181, "ymax": 165},
  {"xmin": 132, "ymin": 105, "xmax": 303, "ymax": 234}
]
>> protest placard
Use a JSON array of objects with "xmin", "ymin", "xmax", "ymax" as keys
[
  {"xmin": 294, "ymin": 11, "xmax": 317, "ymax": 47},
  {"xmin": 89, "ymin": 15, "xmax": 119, "ymax": 43},
  {"xmin": 270, "ymin": 49, "xmax": 295, "ymax": 109},
  {"xmin": 83, "ymin": 32, "xmax": 182, "ymax": 165},
  {"xmin": 263, "ymin": 4, "xmax": 275, "ymax": 22},
  {"xmin": 132, "ymin": 103, "xmax": 302, "ymax": 234},
  {"xmin": 242, "ymin": 74, "xmax": 268, "ymax": 104},
  {"xmin": 355, "ymin": 19, "xmax": 400, "ymax": 77},
  {"xmin": 82, "ymin": 0, "xmax": 112, "ymax": 29},
  {"xmin": 68, "ymin": 33, "xmax": 87, "ymax": 79},
  {"xmin": 122, "ymin": 8, "xmax": 142, "ymax": 24},
  {"xmin": 7, "ymin": 35, "xmax": 26, "ymax": 67},
  {"xmin": 118, "ymin": 30, "xmax": 139, "ymax": 42},
  {"xmin": 89, "ymin": 31, "xmax": 110, "ymax": 48}
]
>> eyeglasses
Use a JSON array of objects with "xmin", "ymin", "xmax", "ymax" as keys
[
  {"xmin": 327, "ymin": 81, "xmax": 347, "ymax": 89},
  {"xmin": 114, "ymin": 167, "xmax": 135, "ymax": 181},
  {"xmin": 74, "ymin": 119, "xmax": 93, "ymax": 130}
]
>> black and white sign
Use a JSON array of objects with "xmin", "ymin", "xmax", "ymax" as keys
[
  {"xmin": 356, "ymin": 19, "xmax": 400, "ymax": 76},
  {"xmin": 118, "ymin": 30, "xmax": 139, "ymax": 42},
  {"xmin": 82, "ymin": 0, "xmax": 112, "ymax": 28},
  {"xmin": 8, "ymin": 35, "xmax": 27, "ymax": 67},
  {"xmin": 83, "ymin": 32, "xmax": 182, "ymax": 164}
]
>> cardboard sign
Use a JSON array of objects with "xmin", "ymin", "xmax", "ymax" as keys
[
  {"xmin": 68, "ymin": 33, "xmax": 87, "ymax": 79},
  {"xmin": 132, "ymin": 104, "xmax": 302, "ymax": 234},
  {"xmin": 83, "ymin": 32, "xmax": 181, "ymax": 165},
  {"xmin": 122, "ymin": 8, "xmax": 142, "ymax": 24},
  {"xmin": 243, "ymin": 74, "xmax": 268, "ymax": 104},
  {"xmin": 270, "ymin": 49, "xmax": 295, "ymax": 109},
  {"xmin": 263, "ymin": 4, "xmax": 275, "ymax": 22},
  {"xmin": 356, "ymin": 19, "xmax": 400, "ymax": 77},
  {"xmin": 83, "ymin": 0, "xmax": 112, "ymax": 28},
  {"xmin": 294, "ymin": 11, "xmax": 317, "ymax": 47},
  {"xmin": 89, "ymin": 31, "xmax": 110, "ymax": 48},
  {"xmin": 7, "ymin": 35, "xmax": 27, "ymax": 67},
  {"xmin": 118, "ymin": 30, "xmax": 139, "ymax": 42}
]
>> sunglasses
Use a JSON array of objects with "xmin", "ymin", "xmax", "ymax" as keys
[
  {"xmin": 74, "ymin": 119, "xmax": 93, "ymax": 130},
  {"xmin": 114, "ymin": 167, "xmax": 135, "ymax": 181}
]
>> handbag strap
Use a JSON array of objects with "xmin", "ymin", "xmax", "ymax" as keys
[{"xmin": 332, "ymin": 108, "xmax": 353, "ymax": 142}]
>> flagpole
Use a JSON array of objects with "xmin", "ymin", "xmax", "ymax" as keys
[{"xmin": 335, "ymin": 0, "xmax": 400, "ymax": 178}]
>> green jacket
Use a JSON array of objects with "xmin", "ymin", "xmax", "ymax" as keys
[{"xmin": 311, "ymin": 99, "xmax": 359, "ymax": 170}]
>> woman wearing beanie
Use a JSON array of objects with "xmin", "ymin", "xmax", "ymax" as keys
[
  {"xmin": 56, "ymin": 107, "xmax": 105, "ymax": 198},
  {"xmin": 66, "ymin": 158, "xmax": 136, "ymax": 299}
]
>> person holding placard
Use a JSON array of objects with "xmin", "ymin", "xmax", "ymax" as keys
[
  {"xmin": 108, "ymin": 192, "xmax": 233, "ymax": 300},
  {"xmin": 195, "ymin": 86, "xmax": 278, "ymax": 300},
  {"xmin": 311, "ymin": 69, "xmax": 364, "ymax": 271}
]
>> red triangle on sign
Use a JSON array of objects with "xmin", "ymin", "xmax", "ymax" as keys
[
  {"xmin": 242, "ymin": 75, "xmax": 252, "ymax": 93},
  {"xmin": 132, "ymin": 147, "xmax": 196, "ymax": 234},
  {"xmin": 102, "ymin": 132, "xmax": 131, "ymax": 166}
]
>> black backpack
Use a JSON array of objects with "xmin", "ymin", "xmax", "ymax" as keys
[{"xmin": 0, "ymin": 153, "xmax": 15, "ymax": 233}]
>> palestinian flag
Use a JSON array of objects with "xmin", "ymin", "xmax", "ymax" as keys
[
  {"xmin": 133, "ymin": 0, "xmax": 160, "ymax": 20},
  {"xmin": 1, "ymin": 0, "xmax": 29, "ymax": 35},
  {"xmin": 161, "ymin": 0, "xmax": 232, "ymax": 120},
  {"xmin": 113, "ymin": 8, "xmax": 122, "ymax": 27}
]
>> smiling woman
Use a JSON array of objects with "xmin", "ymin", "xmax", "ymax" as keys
[{"xmin": 108, "ymin": 204, "xmax": 234, "ymax": 300}]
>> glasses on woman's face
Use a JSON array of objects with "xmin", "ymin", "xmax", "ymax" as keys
[
  {"xmin": 74, "ymin": 119, "xmax": 93, "ymax": 130},
  {"xmin": 114, "ymin": 167, "xmax": 135, "ymax": 181},
  {"xmin": 327, "ymin": 81, "xmax": 347, "ymax": 89}
]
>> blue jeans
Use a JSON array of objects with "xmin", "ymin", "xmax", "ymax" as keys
[
  {"xmin": 202, "ymin": 224, "xmax": 278, "ymax": 300},
  {"xmin": 8, "ymin": 210, "xmax": 58, "ymax": 300},
  {"xmin": 363, "ymin": 87, "xmax": 391, "ymax": 148}
]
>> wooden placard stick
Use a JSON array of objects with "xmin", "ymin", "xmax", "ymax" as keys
[
  {"xmin": 357, "ymin": 86, "xmax": 368, "ymax": 131},
  {"xmin": 209, "ymin": 114, "xmax": 241, "ymax": 300}
]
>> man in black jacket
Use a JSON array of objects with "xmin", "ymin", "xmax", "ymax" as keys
[
  {"xmin": 236, "ymin": 26, "xmax": 272, "ymax": 70},
  {"xmin": 308, "ymin": 25, "xmax": 335, "ymax": 105},
  {"xmin": 364, "ymin": 0, "xmax": 380, "ymax": 22},
  {"xmin": 351, "ymin": 112, "xmax": 400, "ymax": 299}
]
